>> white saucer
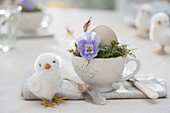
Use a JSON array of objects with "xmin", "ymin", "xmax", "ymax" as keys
[{"xmin": 17, "ymin": 28, "xmax": 54, "ymax": 39}]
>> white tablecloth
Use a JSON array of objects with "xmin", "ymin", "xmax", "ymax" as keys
[{"xmin": 0, "ymin": 8, "xmax": 170, "ymax": 113}]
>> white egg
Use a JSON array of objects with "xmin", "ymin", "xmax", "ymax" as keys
[{"xmin": 92, "ymin": 25, "xmax": 118, "ymax": 46}]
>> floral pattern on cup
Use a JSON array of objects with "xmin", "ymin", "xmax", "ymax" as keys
[{"xmin": 73, "ymin": 63, "xmax": 97, "ymax": 78}]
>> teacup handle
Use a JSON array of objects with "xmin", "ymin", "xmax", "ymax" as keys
[
  {"xmin": 41, "ymin": 13, "xmax": 53, "ymax": 28},
  {"xmin": 119, "ymin": 58, "xmax": 141, "ymax": 81}
]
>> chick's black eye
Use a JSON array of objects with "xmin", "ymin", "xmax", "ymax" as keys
[
  {"xmin": 53, "ymin": 60, "xmax": 56, "ymax": 63},
  {"xmin": 39, "ymin": 64, "xmax": 41, "ymax": 67}
]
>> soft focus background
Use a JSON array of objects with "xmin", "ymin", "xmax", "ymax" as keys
[
  {"xmin": 1, "ymin": 0, "xmax": 170, "ymax": 113},
  {"xmin": 0, "ymin": 0, "xmax": 170, "ymax": 10}
]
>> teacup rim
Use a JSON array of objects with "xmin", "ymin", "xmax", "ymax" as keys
[
  {"xmin": 71, "ymin": 54, "xmax": 127, "ymax": 60},
  {"xmin": 20, "ymin": 10, "xmax": 43, "ymax": 14}
]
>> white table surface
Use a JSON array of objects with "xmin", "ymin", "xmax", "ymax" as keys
[{"xmin": 0, "ymin": 8, "xmax": 170, "ymax": 113}]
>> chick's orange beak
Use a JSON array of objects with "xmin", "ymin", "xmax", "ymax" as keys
[{"xmin": 45, "ymin": 63, "xmax": 51, "ymax": 70}]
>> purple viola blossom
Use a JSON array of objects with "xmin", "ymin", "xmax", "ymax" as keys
[
  {"xmin": 77, "ymin": 31, "xmax": 100, "ymax": 44},
  {"xmin": 77, "ymin": 31, "xmax": 101, "ymax": 61},
  {"xmin": 21, "ymin": 0, "xmax": 36, "ymax": 11}
]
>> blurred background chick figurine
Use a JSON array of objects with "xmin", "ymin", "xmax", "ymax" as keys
[
  {"xmin": 28, "ymin": 52, "xmax": 67, "ymax": 108},
  {"xmin": 150, "ymin": 12, "xmax": 170, "ymax": 55},
  {"xmin": 135, "ymin": 4, "xmax": 153, "ymax": 39}
]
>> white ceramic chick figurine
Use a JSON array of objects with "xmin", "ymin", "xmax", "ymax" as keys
[
  {"xmin": 150, "ymin": 12, "xmax": 170, "ymax": 55},
  {"xmin": 135, "ymin": 4, "xmax": 153, "ymax": 38},
  {"xmin": 28, "ymin": 52, "xmax": 67, "ymax": 108}
]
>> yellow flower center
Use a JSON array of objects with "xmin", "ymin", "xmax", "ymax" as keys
[{"xmin": 87, "ymin": 46, "xmax": 92, "ymax": 52}]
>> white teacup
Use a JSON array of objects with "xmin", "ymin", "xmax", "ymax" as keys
[
  {"xmin": 19, "ymin": 11, "xmax": 51, "ymax": 31},
  {"xmin": 72, "ymin": 55, "xmax": 141, "ymax": 92}
]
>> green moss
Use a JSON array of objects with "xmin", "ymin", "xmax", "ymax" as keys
[
  {"xmin": 69, "ymin": 40, "xmax": 135, "ymax": 58},
  {"xmin": 68, "ymin": 43, "xmax": 80, "ymax": 56},
  {"xmin": 96, "ymin": 40, "xmax": 135, "ymax": 58},
  {"xmin": 21, "ymin": 6, "xmax": 42, "ymax": 12}
]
